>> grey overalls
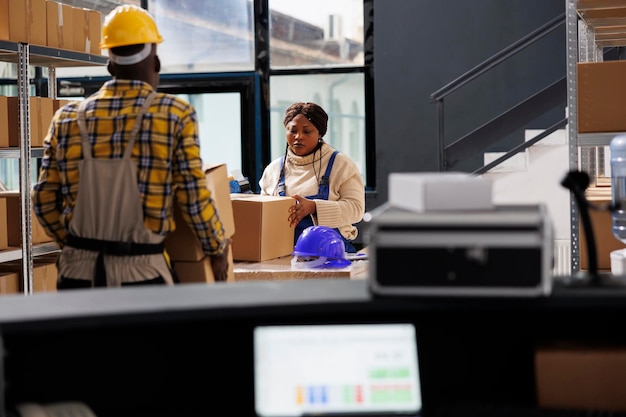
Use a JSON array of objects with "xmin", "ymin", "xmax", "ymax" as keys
[{"xmin": 56, "ymin": 92, "xmax": 173, "ymax": 287}]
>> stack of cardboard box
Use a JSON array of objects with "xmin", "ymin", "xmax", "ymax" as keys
[
  {"xmin": 165, "ymin": 164, "xmax": 236, "ymax": 283},
  {"xmin": 0, "ymin": 0, "xmax": 101, "ymax": 55}
]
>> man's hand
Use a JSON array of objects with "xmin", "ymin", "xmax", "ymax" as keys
[{"xmin": 210, "ymin": 238, "xmax": 231, "ymax": 282}]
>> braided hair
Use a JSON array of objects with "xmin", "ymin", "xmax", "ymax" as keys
[{"xmin": 283, "ymin": 102, "xmax": 328, "ymax": 137}]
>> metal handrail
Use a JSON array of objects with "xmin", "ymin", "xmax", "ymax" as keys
[
  {"xmin": 430, "ymin": 13, "xmax": 565, "ymax": 102},
  {"xmin": 431, "ymin": 13, "xmax": 566, "ymax": 171}
]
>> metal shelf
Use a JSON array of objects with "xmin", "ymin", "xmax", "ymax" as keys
[
  {"xmin": 577, "ymin": 132, "xmax": 625, "ymax": 147},
  {"xmin": 0, "ymin": 41, "xmax": 106, "ymax": 293},
  {"xmin": 0, "ymin": 40, "xmax": 107, "ymax": 67},
  {"xmin": 0, "ymin": 243, "xmax": 60, "ymax": 263},
  {"xmin": 0, "ymin": 148, "xmax": 45, "ymax": 158},
  {"xmin": 577, "ymin": 0, "xmax": 626, "ymax": 47}
]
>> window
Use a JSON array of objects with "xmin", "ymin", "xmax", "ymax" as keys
[
  {"xmin": 269, "ymin": 73, "xmax": 366, "ymax": 182},
  {"xmin": 11, "ymin": 0, "xmax": 372, "ymax": 192}
]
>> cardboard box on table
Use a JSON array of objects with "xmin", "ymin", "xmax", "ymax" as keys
[
  {"xmin": 230, "ymin": 194, "xmax": 295, "ymax": 262},
  {"xmin": 164, "ymin": 164, "xmax": 236, "ymax": 283}
]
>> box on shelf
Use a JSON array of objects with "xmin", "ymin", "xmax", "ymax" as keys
[
  {"xmin": 578, "ymin": 61, "xmax": 626, "ymax": 133},
  {"xmin": 0, "ymin": 272, "xmax": 19, "ymax": 294},
  {"xmin": 0, "ymin": 0, "xmax": 8, "ymax": 41},
  {"xmin": 46, "ymin": 1, "xmax": 73, "ymax": 50},
  {"xmin": 8, "ymin": 0, "xmax": 46, "ymax": 45},
  {"xmin": 580, "ymin": 197, "xmax": 626, "ymax": 271},
  {"xmin": 388, "ymin": 172, "xmax": 493, "ymax": 212},
  {"xmin": 2, "ymin": 192, "xmax": 54, "ymax": 246},
  {"xmin": 230, "ymin": 194, "xmax": 295, "ymax": 262},
  {"xmin": 0, "ymin": 198, "xmax": 7, "ymax": 251},
  {"xmin": 7, "ymin": 97, "xmax": 41, "ymax": 148},
  {"xmin": 165, "ymin": 164, "xmax": 236, "ymax": 283},
  {"xmin": 0, "ymin": 97, "xmax": 9, "ymax": 148},
  {"xmin": 34, "ymin": 97, "xmax": 53, "ymax": 147},
  {"xmin": 69, "ymin": 5, "xmax": 101, "ymax": 54},
  {"xmin": 0, "ymin": 258, "xmax": 58, "ymax": 293},
  {"xmin": 536, "ymin": 345, "xmax": 626, "ymax": 412}
]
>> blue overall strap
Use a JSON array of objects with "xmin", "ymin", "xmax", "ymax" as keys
[
  {"xmin": 294, "ymin": 151, "xmax": 341, "ymax": 245},
  {"xmin": 317, "ymin": 151, "xmax": 339, "ymax": 200},
  {"xmin": 277, "ymin": 156, "xmax": 286, "ymax": 196}
]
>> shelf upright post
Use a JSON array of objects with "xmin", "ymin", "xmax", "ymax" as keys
[
  {"xmin": 17, "ymin": 43, "xmax": 33, "ymax": 295},
  {"xmin": 566, "ymin": 0, "xmax": 582, "ymax": 275},
  {"xmin": 48, "ymin": 66, "xmax": 56, "ymax": 99}
]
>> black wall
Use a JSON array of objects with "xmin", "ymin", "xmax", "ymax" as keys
[{"xmin": 369, "ymin": 0, "xmax": 566, "ymax": 211}]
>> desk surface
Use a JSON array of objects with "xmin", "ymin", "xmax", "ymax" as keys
[{"xmin": 233, "ymin": 255, "xmax": 368, "ymax": 280}]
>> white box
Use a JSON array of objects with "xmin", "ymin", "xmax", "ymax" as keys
[{"xmin": 388, "ymin": 172, "xmax": 493, "ymax": 212}]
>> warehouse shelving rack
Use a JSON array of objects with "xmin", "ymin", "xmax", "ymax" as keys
[
  {"xmin": 566, "ymin": 0, "xmax": 626, "ymax": 273},
  {"xmin": 0, "ymin": 40, "xmax": 106, "ymax": 293}
]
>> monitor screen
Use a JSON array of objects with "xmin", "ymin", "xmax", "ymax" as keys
[{"xmin": 253, "ymin": 323, "xmax": 422, "ymax": 417}]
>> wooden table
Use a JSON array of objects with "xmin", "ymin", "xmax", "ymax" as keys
[{"xmin": 233, "ymin": 254, "xmax": 368, "ymax": 281}]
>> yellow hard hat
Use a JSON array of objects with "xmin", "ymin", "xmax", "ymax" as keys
[{"xmin": 100, "ymin": 5, "xmax": 163, "ymax": 50}]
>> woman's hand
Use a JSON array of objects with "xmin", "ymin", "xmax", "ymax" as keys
[{"xmin": 289, "ymin": 195, "xmax": 316, "ymax": 227}]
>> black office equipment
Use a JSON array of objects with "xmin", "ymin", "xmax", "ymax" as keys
[{"xmin": 365, "ymin": 203, "xmax": 554, "ymax": 297}]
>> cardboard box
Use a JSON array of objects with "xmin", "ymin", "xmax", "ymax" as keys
[
  {"xmin": 3, "ymin": 192, "xmax": 53, "ymax": 246},
  {"xmin": 230, "ymin": 194, "xmax": 295, "ymax": 262},
  {"xmin": 37, "ymin": 97, "xmax": 54, "ymax": 146},
  {"xmin": 0, "ymin": 259, "xmax": 58, "ymax": 293},
  {"xmin": 46, "ymin": 1, "xmax": 73, "ymax": 50},
  {"xmin": 578, "ymin": 61, "xmax": 626, "ymax": 133},
  {"xmin": 53, "ymin": 99, "xmax": 71, "ymax": 114},
  {"xmin": 388, "ymin": 172, "xmax": 493, "ymax": 212},
  {"xmin": 165, "ymin": 164, "xmax": 235, "ymax": 262},
  {"xmin": 72, "ymin": 6, "xmax": 87, "ymax": 53},
  {"xmin": 0, "ymin": 0, "xmax": 9, "ymax": 41},
  {"xmin": 536, "ymin": 346, "xmax": 626, "ymax": 412},
  {"xmin": 87, "ymin": 9, "xmax": 101, "ymax": 55},
  {"xmin": 580, "ymin": 198, "xmax": 626, "ymax": 271},
  {"xmin": 7, "ymin": 96, "xmax": 41, "ymax": 148},
  {"xmin": 9, "ymin": 0, "xmax": 47, "ymax": 45},
  {"xmin": 69, "ymin": 6, "xmax": 101, "ymax": 54},
  {"xmin": 0, "ymin": 197, "xmax": 7, "ymax": 250},
  {"xmin": 0, "ymin": 97, "xmax": 9, "ymax": 148},
  {"xmin": 172, "ymin": 247, "xmax": 235, "ymax": 284},
  {"xmin": 0, "ymin": 272, "xmax": 19, "ymax": 294}
]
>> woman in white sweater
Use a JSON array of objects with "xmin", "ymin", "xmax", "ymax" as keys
[{"xmin": 259, "ymin": 102, "xmax": 365, "ymax": 252}]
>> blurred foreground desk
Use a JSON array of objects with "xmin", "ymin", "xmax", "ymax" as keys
[
  {"xmin": 233, "ymin": 255, "xmax": 368, "ymax": 280},
  {"xmin": 2, "ymin": 279, "xmax": 626, "ymax": 416}
]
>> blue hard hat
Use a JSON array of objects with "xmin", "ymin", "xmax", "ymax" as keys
[{"xmin": 292, "ymin": 226, "xmax": 351, "ymax": 269}]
